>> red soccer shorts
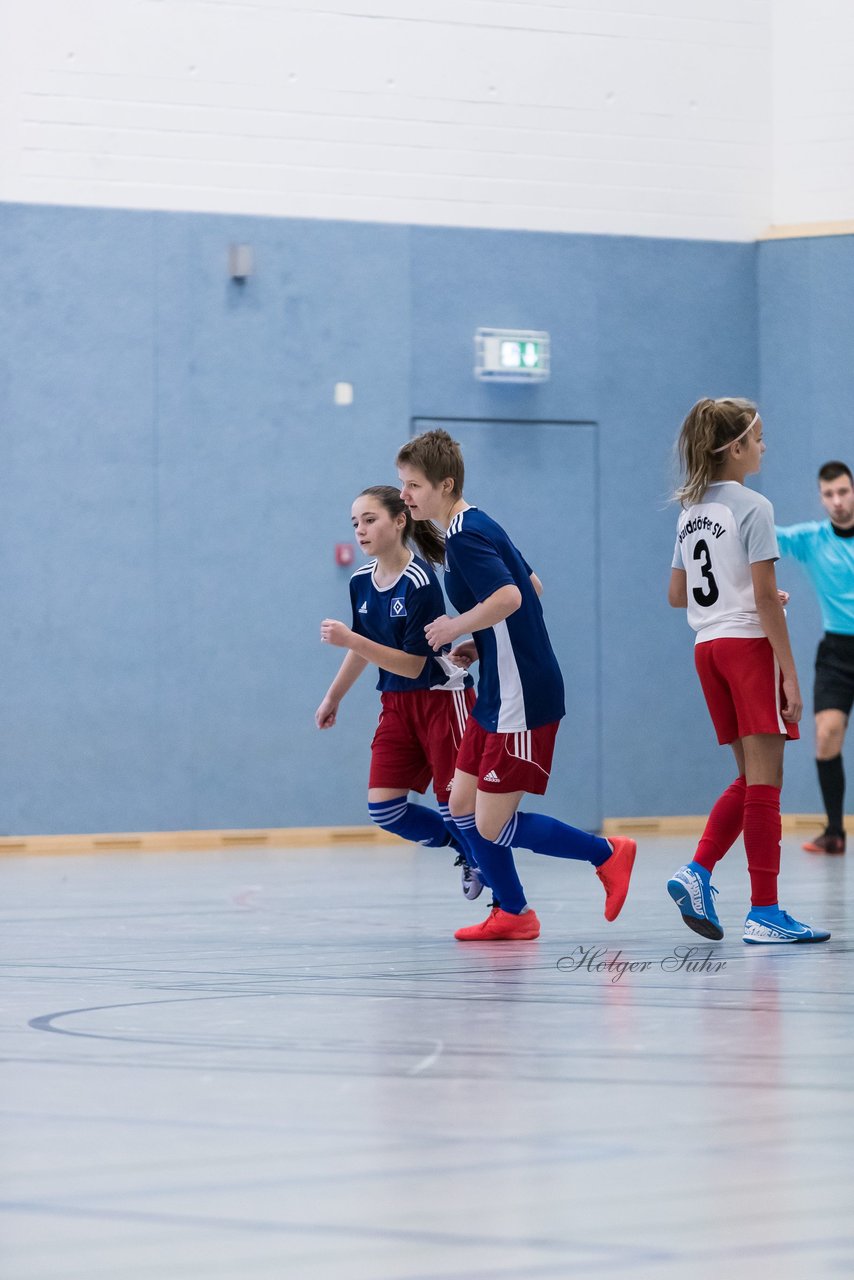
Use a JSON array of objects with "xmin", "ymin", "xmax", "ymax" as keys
[
  {"xmin": 454, "ymin": 716, "xmax": 560, "ymax": 795},
  {"xmin": 369, "ymin": 687, "xmax": 475, "ymax": 801},
  {"xmin": 694, "ymin": 637, "xmax": 800, "ymax": 745}
]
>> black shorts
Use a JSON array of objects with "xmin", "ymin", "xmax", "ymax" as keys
[{"xmin": 814, "ymin": 633, "xmax": 854, "ymax": 717}]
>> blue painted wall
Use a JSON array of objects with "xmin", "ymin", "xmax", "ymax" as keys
[
  {"xmin": 0, "ymin": 202, "xmax": 795, "ymax": 834},
  {"xmin": 758, "ymin": 235, "xmax": 854, "ymax": 813},
  {"xmin": 0, "ymin": 206, "xmax": 413, "ymax": 833},
  {"xmin": 410, "ymin": 229, "xmax": 758, "ymax": 820}
]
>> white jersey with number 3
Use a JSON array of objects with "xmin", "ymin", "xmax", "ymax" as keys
[{"xmin": 672, "ymin": 481, "xmax": 779, "ymax": 644}]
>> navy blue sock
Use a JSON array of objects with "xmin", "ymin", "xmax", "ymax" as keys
[
  {"xmin": 455, "ymin": 814, "xmax": 525, "ymax": 914},
  {"xmin": 436, "ymin": 802, "xmax": 467, "ymax": 859},
  {"xmin": 443, "ymin": 809, "xmax": 496, "ymax": 895},
  {"xmin": 496, "ymin": 811, "xmax": 611, "ymax": 867},
  {"xmin": 369, "ymin": 798, "xmax": 455, "ymax": 848}
]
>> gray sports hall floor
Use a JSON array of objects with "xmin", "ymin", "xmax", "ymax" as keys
[{"xmin": 2, "ymin": 836, "xmax": 852, "ymax": 1280}]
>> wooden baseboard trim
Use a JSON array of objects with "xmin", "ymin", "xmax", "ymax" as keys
[
  {"xmin": 0, "ymin": 826, "xmax": 405, "ymax": 857},
  {"xmin": 603, "ymin": 816, "xmax": 710, "ymax": 836},
  {"xmin": 602, "ymin": 814, "xmax": 851, "ymax": 837},
  {"xmin": 760, "ymin": 220, "xmax": 854, "ymax": 241},
  {"xmin": 1, "ymin": 815, "xmax": 849, "ymax": 856}
]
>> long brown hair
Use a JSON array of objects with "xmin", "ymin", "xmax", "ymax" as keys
[
  {"xmin": 675, "ymin": 397, "xmax": 758, "ymax": 508},
  {"xmin": 358, "ymin": 485, "xmax": 445, "ymax": 566}
]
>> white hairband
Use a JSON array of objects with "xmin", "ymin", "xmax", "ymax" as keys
[{"xmin": 712, "ymin": 412, "xmax": 759, "ymax": 453}]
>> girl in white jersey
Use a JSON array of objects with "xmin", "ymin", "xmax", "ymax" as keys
[{"xmin": 667, "ymin": 398, "xmax": 830, "ymax": 945}]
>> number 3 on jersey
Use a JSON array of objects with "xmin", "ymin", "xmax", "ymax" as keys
[{"xmin": 692, "ymin": 539, "xmax": 720, "ymax": 607}]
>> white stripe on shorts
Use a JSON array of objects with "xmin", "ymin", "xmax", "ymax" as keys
[
  {"xmin": 453, "ymin": 689, "xmax": 468, "ymax": 738},
  {"xmin": 773, "ymin": 651, "xmax": 786, "ymax": 733}
]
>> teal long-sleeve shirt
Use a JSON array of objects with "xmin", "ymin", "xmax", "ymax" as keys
[{"xmin": 775, "ymin": 521, "xmax": 854, "ymax": 635}]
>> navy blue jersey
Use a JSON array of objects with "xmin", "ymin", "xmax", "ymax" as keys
[
  {"xmin": 349, "ymin": 554, "xmax": 472, "ymax": 693},
  {"xmin": 443, "ymin": 508, "xmax": 565, "ymax": 732}
]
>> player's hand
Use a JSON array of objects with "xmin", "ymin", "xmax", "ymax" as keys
[
  {"xmin": 449, "ymin": 641, "xmax": 478, "ymax": 668},
  {"xmin": 424, "ymin": 614, "xmax": 462, "ymax": 652},
  {"xmin": 777, "ymin": 589, "xmax": 790, "ymax": 606},
  {"xmin": 780, "ymin": 675, "xmax": 802, "ymax": 723},
  {"xmin": 315, "ymin": 697, "xmax": 339, "ymax": 729},
  {"xmin": 320, "ymin": 619, "xmax": 352, "ymax": 648}
]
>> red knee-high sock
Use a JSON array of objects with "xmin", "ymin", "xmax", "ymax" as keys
[
  {"xmin": 743, "ymin": 783, "xmax": 781, "ymax": 907},
  {"xmin": 694, "ymin": 775, "xmax": 747, "ymax": 872}
]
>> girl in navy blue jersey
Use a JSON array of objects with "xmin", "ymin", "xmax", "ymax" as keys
[
  {"xmin": 396, "ymin": 430, "xmax": 636, "ymax": 941},
  {"xmin": 316, "ymin": 486, "xmax": 479, "ymax": 889}
]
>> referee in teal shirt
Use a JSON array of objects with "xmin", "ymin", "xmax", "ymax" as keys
[{"xmin": 776, "ymin": 461, "xmax": 854, "ymax": 854}]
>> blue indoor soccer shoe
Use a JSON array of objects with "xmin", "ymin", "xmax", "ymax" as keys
[
  {"xmin": 667, "ymin": 862, "xmax": 723, "ymax": 941},
  {"xmin": 743, "ymin": 906, "xmax": 831, "ymax": 944}
]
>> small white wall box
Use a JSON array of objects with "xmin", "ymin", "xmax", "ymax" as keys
[
  {"xmin": 474, "ymin": 328, "xmax": 550, "ymax": 382},
  {"xmin": 228, "ymin": 244, "xmax": 254, "ymax": 280}
]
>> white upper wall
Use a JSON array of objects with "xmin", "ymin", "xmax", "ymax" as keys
[
  {"xmin": 772, "ymin": 0, "xmax": 854, "ymax": 226},
  {"xmin": 13, "ymin": 1, "xmax": 848, "ymax": 241},
  {"xmin": 0, "ymin": 0, "xmax": 775, "ymax": 240}
]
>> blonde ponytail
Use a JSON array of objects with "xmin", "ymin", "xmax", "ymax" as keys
[{"xmin": 674, "ymin": 397, "xmax": 758, "ymax": 508}]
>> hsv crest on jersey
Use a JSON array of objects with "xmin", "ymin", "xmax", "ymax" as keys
[{"xmin": 348, "ymin": 551, "xmax": 471, "ymax": 695}]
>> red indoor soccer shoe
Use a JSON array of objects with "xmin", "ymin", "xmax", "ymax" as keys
[
  {"xmin": 454, "ymin": 905, "xmax": 541, "ymax": 941},
  {"xmin": 802, "ymin": 830, "xmax": 846, "ymax": 855},
  {"xmin": 595, "ymin": 837, "xmax": 637, "ymax": 921}
]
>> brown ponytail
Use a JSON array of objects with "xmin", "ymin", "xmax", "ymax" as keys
[{"xmin": 358, "ymin": 485, "xmax": 445, "ymax": 567}]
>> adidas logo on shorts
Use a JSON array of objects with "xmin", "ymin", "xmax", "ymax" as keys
[{"xmin": 484, "ymin": 770, "xmax": 501, "ymax": 783}]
